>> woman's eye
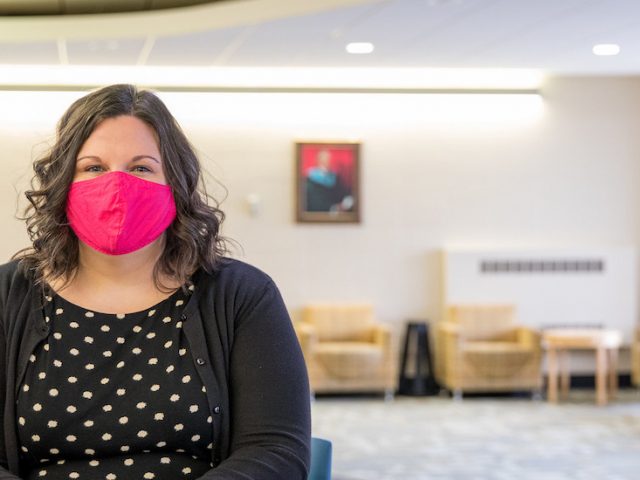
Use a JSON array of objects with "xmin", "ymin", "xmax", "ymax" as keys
[
  {"xmin": 85, "ymin": 165, "xmax": 103, "ymax": 172},
  {"xmin": 131, "ymin": 165, "xmax": 152, "ymax": 173}
]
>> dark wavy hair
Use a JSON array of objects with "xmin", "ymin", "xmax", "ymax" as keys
[{"xmin": 14, "ymin": 84, "xmax": 227, "ymax": 290}]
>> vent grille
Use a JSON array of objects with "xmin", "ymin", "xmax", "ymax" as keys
[{"xmin": 480, "ymin": 259, "xmax": 604, "ymax": 274}]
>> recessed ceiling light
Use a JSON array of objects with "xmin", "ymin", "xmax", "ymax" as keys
[
  {"xmin": 346, "ymin": 42, "xmax": 374, "ymax": 54},
  {"xmin": 592, "ymin": 44, "xmax": 620, "ymax": 56},
  {"xmin": 426, "ymin": 0, "xmax": 459, "ymax": 5}
]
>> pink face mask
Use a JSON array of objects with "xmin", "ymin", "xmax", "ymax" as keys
[{"xmin": 66, "ymin": 171, "xmax": 177, "ymax": 255}]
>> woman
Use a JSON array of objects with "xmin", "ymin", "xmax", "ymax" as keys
[{"xmin": 0, "ymin": 84, "xmax": 311, "ymax": 479}]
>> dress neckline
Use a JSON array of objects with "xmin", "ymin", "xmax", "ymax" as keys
[{"xmin": 49, "ymin": 285, "xmax": 191, "ymax": 320}]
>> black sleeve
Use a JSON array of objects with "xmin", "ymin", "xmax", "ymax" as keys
[
  {"xmin": 198, "ymin": 280, "xmax": 311, "ymax": 479},
  {"xmin": 0, "ymin": 328, "xmax": 21, "ymax": 479},
  {"xmin": 0, "ymin": 263, "xmax": 24, "ymax": 479}
]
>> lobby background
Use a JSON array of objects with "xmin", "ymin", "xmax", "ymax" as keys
[{"xmin": 1, "ymin": 76, "xmax": 639, "ymax": 348}]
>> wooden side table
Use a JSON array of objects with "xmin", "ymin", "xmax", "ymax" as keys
[{"xmin": 543, "ymin": 328, "xmax": 622, "ymax": 406}]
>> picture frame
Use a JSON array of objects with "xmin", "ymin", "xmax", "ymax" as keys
[{"xmin": 295, "ymin": 141, "xmax": 361, "ymax": 223}]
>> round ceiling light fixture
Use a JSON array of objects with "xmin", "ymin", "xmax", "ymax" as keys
[
  {"xmin": 346, "ymin": 42, "xmax": 375, "ymax": 54},
  {"xmin": 592, "ymin": 44, "xmax": 620, "ymax": 56}
]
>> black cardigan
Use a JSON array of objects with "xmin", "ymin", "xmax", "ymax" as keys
[{"xmin": 0, "ymin": 258, "xmax": 311, "ymax": 479}]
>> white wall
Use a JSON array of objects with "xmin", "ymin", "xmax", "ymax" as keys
[{"xmin": 1, "ymin": 77, "xmax": 640, "ymax": 349}]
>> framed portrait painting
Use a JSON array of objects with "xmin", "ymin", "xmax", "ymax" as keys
[{"xmin": 295, "ymin": 141, "xmax": 360, "ymax": 223}]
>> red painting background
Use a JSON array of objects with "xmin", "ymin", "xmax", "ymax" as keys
[{"xmin": 300, "ymin": 144, "xmax": 356, "ymax": 189}]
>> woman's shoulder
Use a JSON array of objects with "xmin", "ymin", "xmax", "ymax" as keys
[
  {"xmin": 0, "ymin": 259, "xmax": 30, "ymax": 286},
  {"xmin": 0, "ymin": 259, "xmax": 34, "ymax": 309},
  {"xmin": 0, "ymin": 258, "xmax": 20, "ymax": 272},
  {"xmin": 199, "ymin": 257, "xmax": 275, "ymax": 291}
]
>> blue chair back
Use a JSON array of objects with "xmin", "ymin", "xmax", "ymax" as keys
[{"xmin": 308, "ymin": 437, "xmax": 332, "ymax": 480}]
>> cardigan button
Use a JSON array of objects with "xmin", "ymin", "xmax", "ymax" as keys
[
  {"xmin": 213, "ymin": 406, "xmax": 221, "ymax": 414},
  {"xmin": 181, "ymin": 314, "xmax": 187, "ymax": 321},
  {"xmin": 196, "ymin": 358, "xmax": 206, "ymax": 366}
]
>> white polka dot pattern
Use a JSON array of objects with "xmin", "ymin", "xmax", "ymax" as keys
[{"xmin": 17, "ymin": 285, "xmax": 213, "ymax": 479}]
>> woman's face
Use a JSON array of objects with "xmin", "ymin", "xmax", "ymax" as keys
[{"xmin": 74, "ymin": 115, "xmax": 167, "ymax": 185}]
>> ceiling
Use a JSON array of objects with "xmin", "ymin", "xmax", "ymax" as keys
[
  {"xmin": 0, "ymin": 0, "xmax": 639, "ymax": 75},
  {"xmin": 0, "ymin": 0, "xmax": 222, "ymax": 15}
]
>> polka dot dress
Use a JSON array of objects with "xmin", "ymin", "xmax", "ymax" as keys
[{"xmin": 17, "ymin": 285, "xmax": 214, "ymax": 480}]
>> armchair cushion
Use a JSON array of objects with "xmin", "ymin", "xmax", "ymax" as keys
[
  {"xmin": 315, "ymin": 342, "xmax": 384, "ymax": 379},
  {"xmin": 448, "ymin": 304, "xmax": 516, "ymax": 340},
  {"xmin": 462, "ymin": 341, "xmax": 539, "ymax": 378}
]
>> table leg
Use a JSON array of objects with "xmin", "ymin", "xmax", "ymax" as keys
[
  {"xmin": 595, "ymin": 346, "xmax": 607, "ymax": 406},
  {"xmin": 547, "ymin": 346, "xmax": 558, "ymax": 403},
  {"xmin": 560, "ymin": 350, "xmax": 570, "ymax": 399},
  {"xmin": 608, "ymin": 347, "xmax": 619, "ymax": 400}
]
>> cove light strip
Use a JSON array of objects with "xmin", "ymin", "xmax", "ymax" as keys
[{"xmin": 0, "ymin": 65, "xmax": 543, "ymax": 93}]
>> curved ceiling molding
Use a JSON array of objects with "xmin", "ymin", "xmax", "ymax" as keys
[
  {"xmin": 0, "ymin": 0, "xmax": 377, "ymax": 42},
  {"xmin": 0, "ymin": 0, "xmax": 224, "ymax": 16}
]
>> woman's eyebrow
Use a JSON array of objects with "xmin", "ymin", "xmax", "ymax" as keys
[
  {"xmin": 76, "ymin": 155, "xmax": 101, "ymax": 162},
  {"xmin": 132, "ymin": 155, "xmax": 160, "ymax": 164},
  {"xmin": 76, "ymin": 155, "xmax": 160, "ymax": 163}
]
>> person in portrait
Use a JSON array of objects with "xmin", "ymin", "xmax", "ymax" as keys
[{"xmin": 305, "ymin": 148, "xmax": 354, "ymax": 213}]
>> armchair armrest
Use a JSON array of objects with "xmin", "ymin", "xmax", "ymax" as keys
[
  {"xmin": 438, "ymin": 321, "xmax": 462, "ymax": 342},
  {"xmin": 294, "ymin": 322, "xmax": 318, "ymax": 357},
  {"xmin": 632, "ymin": 327, "xmax": 640, "ymax": 386},
  {"xmin": 435, "ymin": 321, "xmax": 464, "ymax": 382},
  {"xmin": 440, "ymin": 322, "xmax": 464, "ymax": 349},
  {"xmin": 371, "ymin": 324, "xmax": 391, "ymax": 349},
  {"xmin": 515, "ymin": 326, "xmax": 541, "ymax": 350},
  {"xmin": 439, "ymin": 321, "xmax": 461, "ymax": 334}
]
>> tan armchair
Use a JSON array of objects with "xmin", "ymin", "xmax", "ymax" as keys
[
  {"xmin": 435, "ymin": 305, "xmax": 542, "ymax": 397},
  {"xmin": 295, "ymin": 304, "xmax": 395, "ymax": 396},
  {"xmin": 632, "ymin": 327, "xmax": 640, "ymax": 387}
]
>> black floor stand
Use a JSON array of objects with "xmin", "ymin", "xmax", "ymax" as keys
[{"xmin": 397, "ymin": 321, "xmax": 440, "ymax": 396}]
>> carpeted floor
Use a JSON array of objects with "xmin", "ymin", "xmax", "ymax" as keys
[{"xmin": 311, "ymin": 390, "xmax": 640, "ymax": 480}]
